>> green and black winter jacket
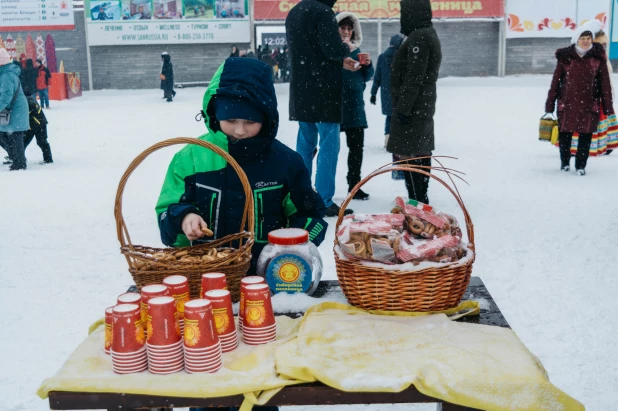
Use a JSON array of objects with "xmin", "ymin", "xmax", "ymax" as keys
[{"xmin": 155, "ymin": 58, "xmax": 328, "ymax": 269}]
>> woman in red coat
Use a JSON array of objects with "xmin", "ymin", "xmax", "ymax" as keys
[{"xmin": 545, "ymin": 29, "xmax": 614, "ymax": 175}]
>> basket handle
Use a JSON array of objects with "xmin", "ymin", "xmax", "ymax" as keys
[
  {"xmin": 114, "ymin": 137, "xmax": 255, "ymax": 251},
  {"xmin": 335, "ymin": 160, "xmax": 474, "ymax": 248}
]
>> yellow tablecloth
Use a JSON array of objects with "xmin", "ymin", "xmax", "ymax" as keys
[
  {"xmin": 38, "ymin": 303, "xmax": 584, "ymax": 410},
  {"xmin": 275, "ymin": 303, "xmax": 584, "ymax": 411}
]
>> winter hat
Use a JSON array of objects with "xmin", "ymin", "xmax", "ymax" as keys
[
  {"xmin": 214, "ymin": 95, "xmax": 265, "ymax": 124},
  {"xmin": 390, "ymin": 34, "xmax": 404, "ymax": 49},
  {"xmin": 571, "ymin": 20, "xmax": 602, "ymax": 44},
  {"xmin": 0, "ymin": 48, "xmax": 11, "ymax": 65}
]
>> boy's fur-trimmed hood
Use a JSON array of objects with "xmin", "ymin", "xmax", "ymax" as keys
[{"xmin": 336, "ymin": 12, "xmax": 363, "ymax": 49}]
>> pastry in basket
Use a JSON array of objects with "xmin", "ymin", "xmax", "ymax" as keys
[{"xmin": 155, "ymin": 58, "xmax": 329, "ymax": 270}]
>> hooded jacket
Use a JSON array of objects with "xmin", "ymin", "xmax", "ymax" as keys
[
  {"xmin": 371, "ymin": 34, "xmax": 404, "ymax": 116},
  {"xmin": 21, "ymin": 59, "xmax": 38, "ymax": 96},
  {"xmin": 545, "ymin": 43, "xmax": 614, "ymax": 134},
  {"xmin": 160, "ymin": 54, "xmax": 174, "ymax": 90},
  {"xmin": 337, "ymin": 12, "xmax": 374, "ymax": 130},
  {"xmin": 286, "ymin": 0, "xmax": 350, "ymax": 123},
  {"xmin": 388, "ymin": 0, "xmax": 442, "ymax": 156},
  {"xmin": 156, "ymin": 58, "xmax": 327, "ymax": 268},
  {"xmin": 0, "ymin": 62, "xmax": 29, "ymax": 133}
]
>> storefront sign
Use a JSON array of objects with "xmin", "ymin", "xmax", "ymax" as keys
[
  {"xmin": 0, "ymin": 0, "xmax": 75, "ymax": 31},
  {"xmin": 254, "ymin": 0, "xmax": 504, "ymax": 21},
  {"xmin": 84, "ymin": 0, "xmax": 249, "ymax": 45},
  {"xmin": 507, "ymin": 0, "xmax": 610, "ymax": 38}
]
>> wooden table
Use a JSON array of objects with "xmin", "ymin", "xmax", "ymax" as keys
[{"xmin": 48, "ymin": 277, "xmax": 506, "ymax": 411}]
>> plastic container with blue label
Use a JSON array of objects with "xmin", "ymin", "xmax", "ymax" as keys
[{"xmin": 256, "ymin": 228, "xmax": 323, "ymax": 295}]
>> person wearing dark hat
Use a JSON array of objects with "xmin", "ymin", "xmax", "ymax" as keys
[
  {"xmin": 371, "ymin": 33, "xmax": 405, "ymax": 180},
  {"xmin": 160, "ymin": 51, "xmax": 175, "ymax": 102},
  {"xmin": 23, "ymin": 95, "xmax": 53, "ymax": 164},
  {"xmin": 35, "ymin": 59, "xmax": 52, "ymax": 109},
  {"xmin": 388, "ymin": 0, "xmax": 442, "ymax": 204},
  {"xmin": 156, "ymin": 57, "xmax": 328, "ymax": 277}
]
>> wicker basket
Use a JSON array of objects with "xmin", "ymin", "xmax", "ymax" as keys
[
  {"xmin": 114, "ymin": 138, "xmax": 255, "ymax": 302},
  {"xmin": 334, "ymin": 159, "xmax": 475, "ymax": 312}
]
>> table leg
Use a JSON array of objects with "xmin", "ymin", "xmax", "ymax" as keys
[{"xmin": 437, "ymin": 402, "xmax": 483, "ymax": 411}]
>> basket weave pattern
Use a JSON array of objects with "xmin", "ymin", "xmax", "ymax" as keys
[
  {"xmin": 114, "ymin": 138, "xmax": 255, "ymax": 301},
  {"xmin": 334, "ymin": 160, "xmax": 475, "ymax": 312}
]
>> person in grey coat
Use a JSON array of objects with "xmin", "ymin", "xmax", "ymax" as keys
[
  {"xmin": 371, "ymin": 33, "xmax": 404, "ymax": 180},
  {"xmin": 388, "ymin": 0, "xmax": 441, "ymax": 204},
  {"xmin": 0, "ymin": 49, "xmax": 29, "ymax": 171}
]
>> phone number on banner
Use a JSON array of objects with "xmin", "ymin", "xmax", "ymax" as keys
[{"xmin": 86, "ymin": 20, "xmax": 250, "ymax": 45}]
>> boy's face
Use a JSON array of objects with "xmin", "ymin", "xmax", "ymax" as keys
[{"xmin": 220, "ymin": 119, "xmax": 262, "ymax": 141}]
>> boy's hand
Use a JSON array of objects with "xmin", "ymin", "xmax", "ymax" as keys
[{"xmin": 181, "ymin": 213, "xmax": 210, "ymax": 240}]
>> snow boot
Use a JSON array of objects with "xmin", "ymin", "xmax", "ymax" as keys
[
  {"xmin": 575, "ymin": 169, "xmax": 586, "ymax": 176},
  {"xmin": 561, "ymin": 164, "xmax": 570, "ymax": 172},
  {"xmin": 325, "ymin": 204, "xmax": 353, "ymax": 217},
  {"xmin": 349, "ymin": 188, "xmax": 370, "ymax": 201}
]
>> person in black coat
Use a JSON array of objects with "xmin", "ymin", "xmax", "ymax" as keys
[
  {"xmin": 21, "ymin": 59, "xmax": 39, "ymax": 97},
  {"xmin": 371, "ymin": 34, "xmax": 404, "ymax": 180},
  {"xmin": 160, "ymin": 52, "xmax": 175, "ymax": 102},
  {"xmin": 389, "ymin": 0, "xmax": 442, "ymax": 205},
  {"xmin": 23, "ymin": 96, "xmax": 53, "ymax": 164},
  {"xmin": 285, "ymin": 0, "xmax": 358, "ymax": 217}
]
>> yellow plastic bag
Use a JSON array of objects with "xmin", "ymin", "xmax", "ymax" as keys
[{"xmin": 550, "ymin": 122, "xmax": 560, "ymax": 145}]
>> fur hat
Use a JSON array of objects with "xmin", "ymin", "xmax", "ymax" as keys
[{"xmin": 336, "ymin": 12, "xmax": 363, "ymax": 49}]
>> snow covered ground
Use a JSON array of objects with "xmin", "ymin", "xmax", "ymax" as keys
[{"xmin": 1, "ymin": 75, "xmax": 617, "ymax": 410}]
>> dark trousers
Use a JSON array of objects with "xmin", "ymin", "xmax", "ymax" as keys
[
  {"xmin": 559, "ymin": 131, "xmax": 592, "ymax": 170},
  {"xmin": 403, "ymin": 157, "xmax": 431, "ymax": 204},
  {"xmin": 0, "ymin": 131, "xmax": 27, "ymax": 170},
  {"xmin": 24, "ymin": 125, "xmax": 53, "ymax": 163},
  {"xmin": 344, "ymin": 127, "xmax": 365, "ymax": 188},
  {"xmin": 385, "ymin": 115, "xmax": 391, "ymax": 135},
  {"xmin": 163, "ymin": 88, "xmax": 176, "ymax": 100}
]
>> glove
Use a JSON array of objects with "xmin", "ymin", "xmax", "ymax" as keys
[
  {"xmin": 397, "ymin": 113, "xmax": 410, "ymax": 126},
  {"xmin": 370, "ymin": 95, "xmax": 376, "ymax": 105}
]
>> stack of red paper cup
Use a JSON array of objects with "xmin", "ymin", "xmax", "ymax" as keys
[
  {"xmin": 117, "ymin": 292, "xmax": 141, "ymax": 305},
  {"xmin": 239, "ymin": 276, "xmax": 266, "ymax": 332},
  {"xmin": 163, "ymin": 275, "xmax": 190, "ymax": 335},
  {"xmin": 241, "ymin": 283, "xmax": 277, "ymax": 345},
  {"xmin": 140, "ymin": 284, "xmax": 170, "ymax": 325},
  {"xmin": 146, "ymin": 296, "xmax": 184, "ymax": 374},
  {"xmin": 201, "ymin": 273, "xmax": 228, "ymax": 297},
  {"xmin": 104, "ymin": 306, "xmax": 114, "ymax": 355},
  {"xmin": 111, "ymin": 304, "xmax": 148, "ymax": 374},
  {"xmin": 204, "ymin": 289, "xmax": 238, "ymax": 352},
  {"xmin": 183, "ymin": 299, "xmax": 223, "ymax": 373}
]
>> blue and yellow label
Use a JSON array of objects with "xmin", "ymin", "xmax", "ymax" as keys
[{"xmin": 266, "ymin": 254, "xmax": 312, "ymax": 294}]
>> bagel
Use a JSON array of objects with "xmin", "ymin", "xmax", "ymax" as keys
[
  {"xmin": 152, "ymin": 252, "xmax": 168, "ymax": 260},
  {"xmin": 391, "ymin": 207, "xmax": 402, "ymax": 214},
  {"xmin": 208, "ymin": 248, "xmax": 217, "ymax": 257},
  {"xmin": 201, "ymin": 226, "xmax": 214, "ymax": 237},
  {"xmin": 409, "ymin": 218, "xmax": 424, "ymax": 235},
  {"xmin": 350, "ymin": 240, "xmax": 366, "ymax": 258},
  {"xmin": 202, "ymin": 255, "xmax": 215, "ymax": 262}
]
